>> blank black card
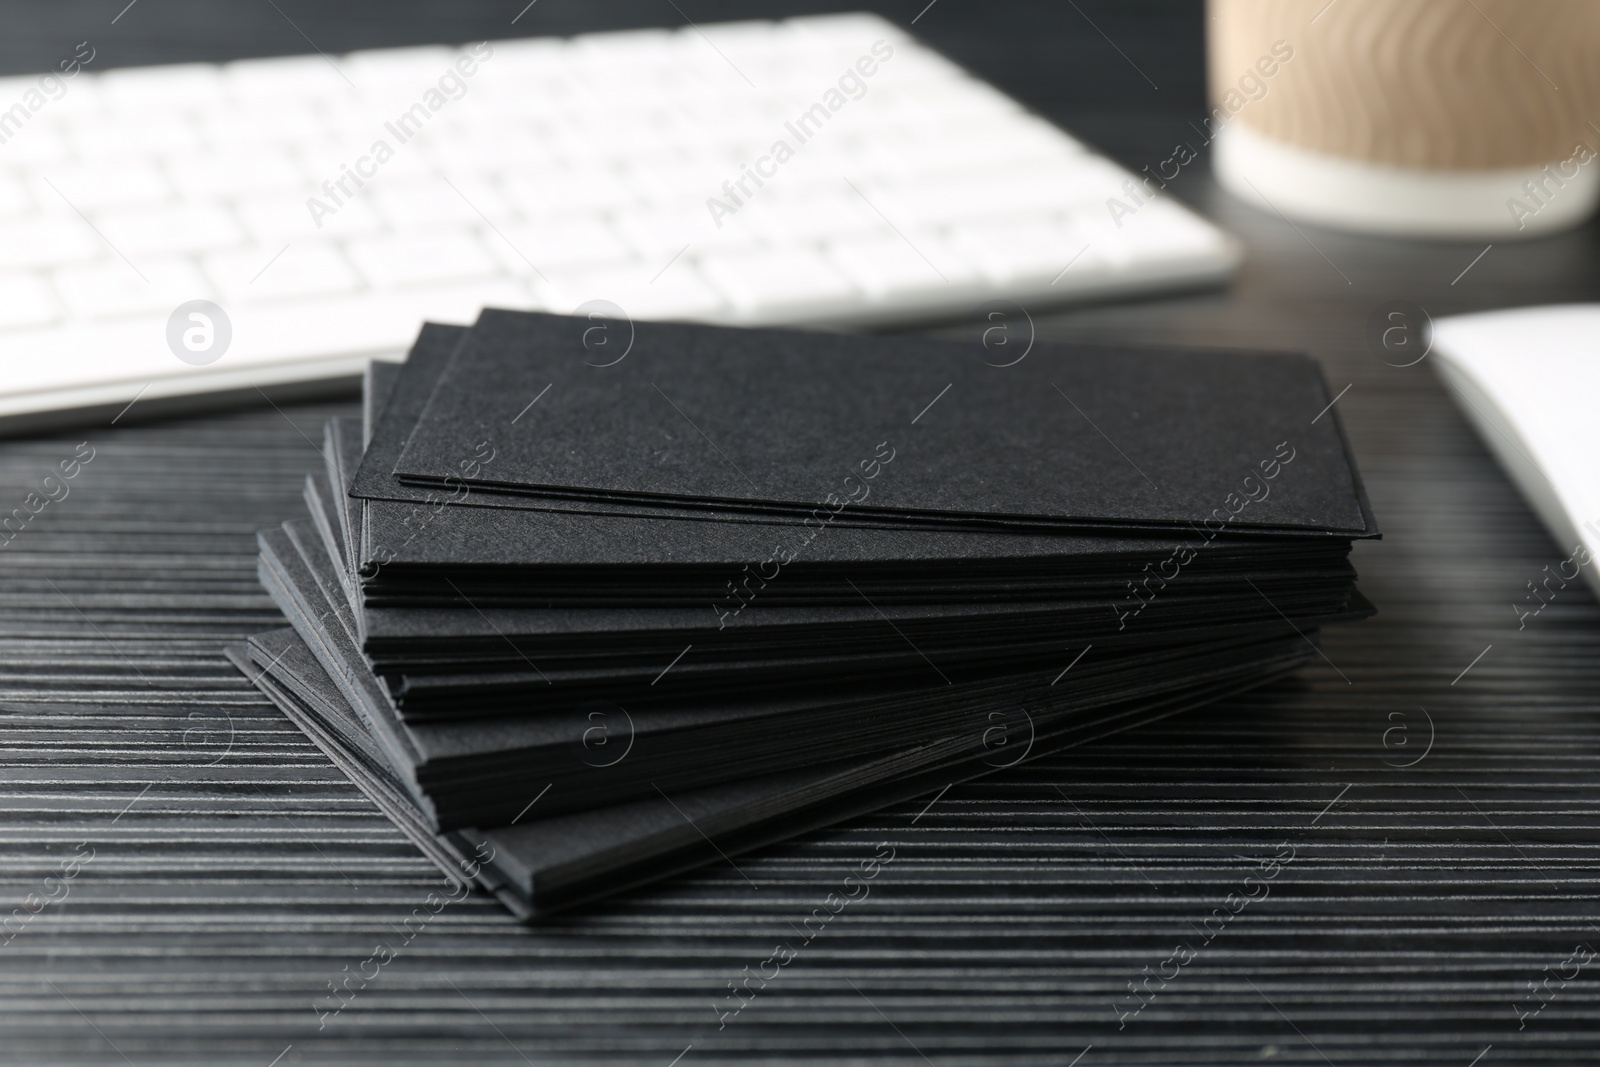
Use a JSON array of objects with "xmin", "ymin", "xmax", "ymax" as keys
[{"xmin": 388, "ymin": 310, "xmax": 1372, "ymax": 536}]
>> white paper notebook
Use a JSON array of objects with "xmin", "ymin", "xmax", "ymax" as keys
[{"xmin": 1431, "ymin": 304, "xmax": 1600, "ymax": 599}]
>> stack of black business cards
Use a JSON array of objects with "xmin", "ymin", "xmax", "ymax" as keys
[{"xmin": 230, "ymin": 309, "xmax": 1377, "ymax": 918}]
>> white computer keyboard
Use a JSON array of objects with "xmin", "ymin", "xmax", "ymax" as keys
[{"xmin": 0, "ymin": 12, "xmax": 1238, "ymax": 427}]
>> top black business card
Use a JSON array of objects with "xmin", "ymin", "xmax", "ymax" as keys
[{"xmin": 386, "ymin": 310, "xmax": 1372, "ymax": 536}]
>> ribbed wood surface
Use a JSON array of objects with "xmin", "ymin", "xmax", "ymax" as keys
[{"xmin": 3, "ymin": 2, "xmax": 1600, "ymax": 1063}]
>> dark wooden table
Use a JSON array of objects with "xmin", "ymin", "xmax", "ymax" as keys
[{"xmin": 3, "ymin": 2, "xmax": 1599, "ymax": 1063}]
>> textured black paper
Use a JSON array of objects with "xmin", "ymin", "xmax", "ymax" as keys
[
  {"xmin": 232, "ymin": 318, "xmax": 1380, "ymax": 916},
  {"xmin": 363, "ymin": 358, "xmax": 402, "ymax": 448},
  {"xmin": 260, "ymin": 514, "xmax": 1356, "ymax": 828},
  {"xmin": 325, "ymin": 347, "xmax": 1364, "ymax": 716},
  {"xmin": 347, "ymin": 322, "xmax": 1370, "ymax": 607},
  {"xmin": 232, "ymin": 628, "xmax": 1313, "ymax": 916},
  {"xmin": 390, "ymin": 310, "xmax": 1372, "ymax": 535}
]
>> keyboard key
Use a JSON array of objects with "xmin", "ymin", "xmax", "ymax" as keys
[
  {"xmin": 343, "ymin": 45, "xmax": 458, "ymax": 84},
  {"xmin": 345, "ymin": 231, "xmax": 500, "ymax": 288},
  {"xmin": 0, "ymin": 174, "xmax": 34, "ymax": 218},
  {"xmin": 94, "ymin": 203, "xmax": 244, "ymax": 257},
  {"xmin": 872, "ymin": 168, "xmax": 1119, "ymax": 229},
  {"xmin": 26, "ymin": 73, "xmax": 101, "ymax": 118},
  {"xmin": 34, "ymin": 162, "xmax": 171, "ymax": 211},
  {"xmin": 697, "ymin": 246, "xmax": 859, "ymax": 322},
  {"xmin": 569, "ymin": 27, "xmax": 676, "ymax": 66},
  {"xmin": 0, "ymin": 280, "xmax": 537, "ymax": 402},
  {"xmin": 167, "ymin": 150, "xmax": 306, "ymax": 199},
  {"xmin": 294, "ymin": 133, "xmax": 440, "ymax": 187},
  {"xmin": 428, "ymin": 124, "xmax": 560, "ymax": 175},
  {"xmin": 0, "ymin": 124, "xmax": 72, "ymax": 165},
  {"xmin": 478, "ymin": 36, "xmax": 568, "ymax": 66},
  {"xmin": 554, "ymin": 104, "xmax": 677, "ymax": 158},
  {"xmin": 54, "ymin": 258, "xmax": 213, "ymax": 320},
  {"xmin": 236, "ymin": 191, "xmax": 386, "ymax": 244},
  {"xmin": 1105, "ymin": 196, "xmax": 1234, "ymax": 267},
  {"xmin": 615, "ymin": 153, "xmax": 714, "ymax": 209},
  {"xmin": 609, "ymin": 207, "xmax": 705, "ymax": 261},
  {"xmin": 223, "ymin": 54, "xmax": 354, "ymax": 102},
  {"xmin": 785, "ymin": 12, "xmax": 912, "ymax": 49},
  {"xmin": 66, "ymin": 115, "xmax": 200, "ymax": 160},
  {"xmin": 204, "ymin": 243, "xmax": 362, "ymax": 303},
  {"xmin": 0, "ymin": 274, "xmax": 62, "ymax": 329},
  {"xmin": 195, "ymin": 105, "xmax": 328, "ymax": 153},
  {"xmin": 672, "ymin": 21, "xmax": 796, "ymax": 85},
  {"xmin": 748, "ymin": 192, "xmax": 887, "ymax": 241},
  {"xmin": 367, "ymin": 177, "xmax": 509, "ymax": 232},
  {"xmin": 0, "ymin": 217, "xmax": 104, "ymax": 269},
  {"xmin": 501, "ymin": 165, "xmax": 637, "ymax": 215},
  {"xmin": 858, "ymin": 131, "xmax": 1082, "ymax": 184},
  {"xmin": 477, "ymin": 65, "xmax": 587, "ymax": 114},
  {"xmin": 99, "ymin": 64, "xmax": 224, "ymax": 110},
  {"xmin": 892, "ymin": 73, "xmax": 1024, "ymax": 118},
  {"xmin": 695, "ymin": 203, "xmax": 773, "ymax": 254},
  {"xmin": 488, "ymin": 218, "xmax": 634, "ymax": 273},
  {"xmin": 538, "ymin": 261, "xmax": 725, "ymax": 321},
  {"xmin": 826, "ymin": 232, "xmax": 982, "ymax": 301},
  {"xmin": 948, "ymin": 220, "xmax": 1100, "ymax": 286}
]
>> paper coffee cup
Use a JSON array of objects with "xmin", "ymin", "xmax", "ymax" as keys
[{"xmin": 1208, "ymin": 0, "xmax": 1600, "ymax": 238}]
